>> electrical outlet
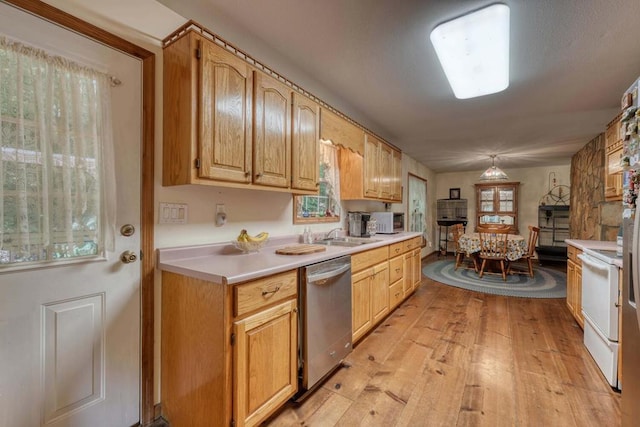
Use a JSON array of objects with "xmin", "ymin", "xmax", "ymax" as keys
[{"xmin": 216, "ymin": 204, "xmax": 225, "ymax": 214}]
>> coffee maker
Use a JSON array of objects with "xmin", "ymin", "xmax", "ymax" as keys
[{"xmin": 348, "ymin": 211, "xmax": 372, "ymax": 237}]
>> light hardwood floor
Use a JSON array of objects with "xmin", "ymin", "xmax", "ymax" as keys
[{"xmin": 265, "ymin": 261, "xmax": 621, "ymax": 426}]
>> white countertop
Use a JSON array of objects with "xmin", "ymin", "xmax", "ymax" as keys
[
  {"xmin": 157, "ymin": 232, "xmax": 423, "ymax": 285},
  {"xmin": 564, "ymin": 239, "xmax": 617, "ymax": 252},
  {"xmin": 565, "ymin": 239, "xmax": 622, "ymax": 268}
]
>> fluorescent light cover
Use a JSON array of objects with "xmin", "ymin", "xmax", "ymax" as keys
[{"xmin": 430, "ymin": 3, "xmax": 510, "ymax": 99}]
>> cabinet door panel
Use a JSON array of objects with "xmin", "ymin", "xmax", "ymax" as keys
[
  {"xmin": 292, "ymin": 94, "xmax": 319, "ymax": 191},
  {"xmin": 391, "ymin": 149, "xmax": 402, "ymax": 201},
  {"xmin": 371, "ymin": 263, "xmax": 389, "ymax": 323},
  {"xmin": 363, "ymin": 134, "xmax": 380, "ymax": 197},
  {"xmin": 379, "ymin": 143, "xmax": 393, "ymax": 199},
  {"xmin": 234, "ymin": 300, "xmax": 297, "ymax": 426},
  {"xmin": 199, "ymin": 41, "xmax": 252, "ymax": 182},
  {"xmin": 403, "ymin": 252, "xmax": 413, "ymax": 297},
  {"xmin": 254, "ymin": 72, "xmax": 291, "ymax": 187},
  {"xmin": 352, "ymin": 273, "xmax": 372, "ymax": 342}
]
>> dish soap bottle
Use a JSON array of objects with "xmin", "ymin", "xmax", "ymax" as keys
[{"xmin": 303, "ymin": 226, "xmax": 313, "ymax": 244}]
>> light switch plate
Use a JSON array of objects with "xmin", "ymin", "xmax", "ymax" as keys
[{"xmin": 159, "ymin": 202, "xmax": 188, "ymax": 224}]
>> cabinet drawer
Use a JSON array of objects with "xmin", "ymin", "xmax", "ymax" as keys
[
  {"xmin": 567, "ymin": 245, "xmax": 582, "ymax": 266},
  {"xmin": 403, "ymin": 237, "xmax": 421, "ymax": 252},
  {"xmin": 234, "ymin": 270, "xmax": 298, "ymax": 317},
  {"xmin": 389, "ymin": 279, "xmax": 404, "ymax": 310},
  {"xmin": 389, "ymin": 242, "xmax": 404, "ymax": 257},
  {"xmin": 389, "ymin": 256, "xmax": 403, "ymax": 283},
  {"xmin": 352, "ymin": 246, "xmax": 389, "ymax": 273}
]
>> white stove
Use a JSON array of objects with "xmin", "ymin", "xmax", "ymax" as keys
[
  {"xmin": 578, "ymin": 247, "xmax": 621, "ymax": 388},
  {"xmin": 583, "ymin": 247, "xmax": 622, "ymax": 265}
]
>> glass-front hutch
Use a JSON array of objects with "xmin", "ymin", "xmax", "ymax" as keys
[{"xmin": 475, "ymin": 182, "xmax": 520, "ymax": 234}]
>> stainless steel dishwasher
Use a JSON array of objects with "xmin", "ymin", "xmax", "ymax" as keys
[{"xmin": 297, "ymin": 255, "xmax": 352, "ymax": 399}]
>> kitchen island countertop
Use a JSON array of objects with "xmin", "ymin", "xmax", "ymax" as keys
[{"xmin": 158, "ymin": 231, "xmax": 424, "ymax": 285}]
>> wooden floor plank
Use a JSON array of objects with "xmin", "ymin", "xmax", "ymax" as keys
[{"xmin": 265, "ymin": 265, "xmax": 621, "ymax": 427}]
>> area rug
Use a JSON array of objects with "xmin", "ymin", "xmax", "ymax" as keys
[{"xmin": 422, "ymin": 260, "xmax": 566, "ymax": 298}]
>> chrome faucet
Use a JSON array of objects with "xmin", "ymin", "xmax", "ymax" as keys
[{"xmin": 325, "ymin": 227, "xmax": 343, "ymax": 240}]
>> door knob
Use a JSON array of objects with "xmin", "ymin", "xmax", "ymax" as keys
[{"xmin": 120, "ymin": 250, "xmax": 138, "ymax": 264}]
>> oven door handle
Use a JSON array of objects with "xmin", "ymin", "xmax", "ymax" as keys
[
  {"xmin": 577, "ymin": 253, "xmax": 609, "ymax": 272},
  {"xmin": 307, "ymin": 263, "xmax": 351, "ymax": 284}
]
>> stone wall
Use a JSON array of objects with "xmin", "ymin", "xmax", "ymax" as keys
[{"xmin": 570, "ymin": 133, "xmax": 623, "ymax": 240}]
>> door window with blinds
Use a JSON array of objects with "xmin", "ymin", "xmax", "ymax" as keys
[{"xmin": 0, "ymin": 36, "xmax": 115, "ymax": 267}]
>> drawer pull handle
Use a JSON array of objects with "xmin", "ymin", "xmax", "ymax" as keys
[
  {"xmin": 395, "ymin": 248, "xmax": 400, "ymax": 253},
  {"xmin": 262, "ymin": 286, "xmax": 280, "ymax": 296},
  {"xmin": 395, "ymin": 268, "xmax": 401, "ymax": 273}
]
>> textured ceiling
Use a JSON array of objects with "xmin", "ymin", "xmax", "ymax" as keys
[{"xmin": 157, "ymin": 0, "xmax": 640, "ymax": 173}]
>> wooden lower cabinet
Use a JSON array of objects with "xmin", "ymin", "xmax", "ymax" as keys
[
  {"xmin": 352, "ymin": 260, "xmax": 389, "ymax": 343},
  {"xmin": 403, "ymin": 252, "xmax": 413, "ymax": 297},
  {"xmin": 412, "ymin": 248, "xmax": 422, "ymax": 290},
  {"xmin": 371, "ymin": 262, "xmax": 390, "ymax": 323},
  {"xmin": 566, "ymin": 245, "xmax": 584, "ymax": 328},
  {"xmin": 161, "ymin": 269, "xmax": 298, "ymax": 427},
  {"xmin": 233, "ymin": 299, "xmax": 298, "ymax": 427},
  {"xmin": 352, "ymin": 269, "xmax": 373, "ymax": 342},
  {"xmin": 161, "ymin": 235, "xmax": 423, "ymax": 425},
  {"xmin": 350, "ymin": 245, "xmax": 394, "ymax": 343}
]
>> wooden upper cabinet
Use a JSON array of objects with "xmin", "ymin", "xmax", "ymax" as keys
[
  {"xmin": 339, "ymin": 131, "xmax": 402, "ymax": 203},
  {"xmin": 605, "ymin": 113, "xmax": 623, "ymax": 201},
  {"xmin": 475, "ymin": 182, "xmax": 520, "ymax": 234},
  {"xmin": 363, "ymin": 133, "xmax": 381, "ymax": 197},
  {"xmin": 320, "ymin": 108, "xmax": 364, "ymax": 153},
  {"xmin": 391, "ymin": 149, "xmax": 402, "ymax": 202},
  {"xmin": 199, "ymin": 39, "xmax": 253, "ymax": 183},
  {"xmin": 162, "ymin": 28, "xmax": 317, "ymax": 194},
  {"xmin": 379, "ymin": 142, "xmax": 393, "ymax": 200},
  {"xmin": 291, "ymin": 93, "xmax": 320, "ymax": 192},
  {"xmin": 253, "ymin": 71, "xmax": 291, "ymax": 188}
]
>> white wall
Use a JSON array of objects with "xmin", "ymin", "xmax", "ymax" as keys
[{"xmin": 435, "ymin": 164, "xmax": 571, "ymax": 233}]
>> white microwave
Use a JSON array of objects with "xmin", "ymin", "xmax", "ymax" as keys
[{"xmin": 370, "ymin": 212, "xmax": 404, "ymax": 234}]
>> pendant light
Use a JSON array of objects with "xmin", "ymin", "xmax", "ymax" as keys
[{"xmin": 479, "ymin": 155, "xmax": 508, "ymax": 181}]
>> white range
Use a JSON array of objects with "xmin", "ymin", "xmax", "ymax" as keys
[{"xmin": 578, "ymin": 247, "xmax": 623, "ymax": 389}]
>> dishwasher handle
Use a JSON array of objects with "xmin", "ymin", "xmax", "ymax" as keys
[
  {"xmin": 307, "ymin": 263, "xmax": 351, "ymax": 284},
  {"xmin": 577, "ymin": 253, "xmax": 609, "ymax": 272}
]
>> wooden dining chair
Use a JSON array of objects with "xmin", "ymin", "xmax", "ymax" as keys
[
  {"xmin": 508, "ymin": 225, "xmax": 540, "ymax": 278},
  {"xmin": 450, "ymin": 223, "xmax": 468, "ymax": 270},
  {"xmin": 477, "ymin": 225, "xmax": 510, "ymax": 281}
]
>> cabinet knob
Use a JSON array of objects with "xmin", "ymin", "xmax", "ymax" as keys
[
  {"xmin": 256, "ymin": 172, "xmax": 263, "ymax": 178},
  {"xmin": 245, "ymin": 170, "xmax": 251, "ymax": 177}
]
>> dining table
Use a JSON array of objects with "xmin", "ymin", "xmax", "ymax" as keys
[{"xmin": 458, "ymin": 232, "xmax": 528, "ymax": 261}]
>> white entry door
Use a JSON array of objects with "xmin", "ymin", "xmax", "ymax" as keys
[{"xmin": 0, "ymin": 3, "xmax": 141, "ymax": 426}]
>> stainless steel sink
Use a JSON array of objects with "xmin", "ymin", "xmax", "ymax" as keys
[{"xmin": 314, "ymin": 237, "xmax": 381, "ymax": 247}]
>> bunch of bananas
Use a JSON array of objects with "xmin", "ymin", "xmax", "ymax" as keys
[{"xmin": 237, "ymin": 229, "xmax": 269, "ymax": 243}]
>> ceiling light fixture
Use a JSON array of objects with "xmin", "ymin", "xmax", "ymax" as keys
[
  {"xmin": 479, "ymin": 155, "xmax": 508, "ymax": 181},
  {"xmin": 430, "ymin": 3, "xmax": 510, "ymax": 99}
]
